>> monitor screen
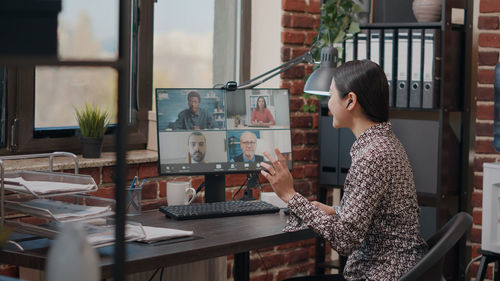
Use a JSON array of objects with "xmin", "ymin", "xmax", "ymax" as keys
[{"xmin": 156, "ymin": 88, "xmax": 293, "ymax": 176}]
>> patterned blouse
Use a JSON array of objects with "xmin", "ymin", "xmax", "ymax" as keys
[{"xmin": 285, "ymin": 122, "xmax": 428, "ymax": 281}]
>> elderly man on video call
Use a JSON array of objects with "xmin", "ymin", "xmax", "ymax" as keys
[
  {"xmin": 231, "ymin": 131, "xmax": 264, "ymax": 162},
  {"xmin": 172, "ymin": 91, "xmax": 215, "ymax": 130},
  {"xmin": 188, "ymin": 132, "xmax": 207, "ymax": 163}
]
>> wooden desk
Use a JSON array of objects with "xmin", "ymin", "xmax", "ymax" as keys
[{"xmin": 1, "ymin": 210, "xmax": 315, "ymax": 280}]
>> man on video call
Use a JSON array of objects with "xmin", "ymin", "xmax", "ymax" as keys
[
  {"xmin": 231, "ymin": 131, "xmax": 264, "ymax": 162},
  {"xmin": 188, "ymin": 132, "xmax": 207, "ymax": 163},
  {"xmin": 172, "ymin": 91, "xmax": 215, "ymax": 130}
]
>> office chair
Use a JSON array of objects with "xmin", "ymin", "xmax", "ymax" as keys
[
  {"xmin": 398, "ymin": 211, "xmax": 472, "ymax": 281},
  {"xmin": 284, "ymin": 212, "xmax": 472, "ymax": 281}
]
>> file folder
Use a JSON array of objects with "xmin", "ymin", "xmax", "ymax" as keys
[
  {"xmin": 396, "ymin": 29, "xmax": 409, "ymax": 108},
  {"xmin": 370, "ymin": 30, "xmax": 380, "ymax": 65},
  {"xmin": 422, "ymin": 29, "xmax": 440, "ymax": 109},
  {"xmin": 409, "ymin": 30, "xmax": 423, "ymax": 108},
  {"xmin": 345, "ymin": 36, "xmax": 354, "ymax": 62},
  {"xmin": 357, "ymin": 31, "xmax": 368, "ymax": 60},
  {"xmin": 383, "ymin": 30, "xmax": 394, "ymax": 107}
]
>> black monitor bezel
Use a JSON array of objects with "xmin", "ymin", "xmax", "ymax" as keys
[{"xmin": 155, "ymin": 87, "xmax": 293, "ymax": 176}]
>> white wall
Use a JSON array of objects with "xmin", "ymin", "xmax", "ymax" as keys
[{"xmin": 251, "ymin": 0, "xmax": 281, "ymax": 88}]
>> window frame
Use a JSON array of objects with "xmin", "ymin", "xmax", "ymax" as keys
[{"xmin": 2, "ymin": 0, "xmax": 153, "ymax": 155}]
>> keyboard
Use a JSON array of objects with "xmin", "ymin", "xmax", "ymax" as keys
[{"xmin": 159, "ymin": 200, "xmax": 281, "ymax": 220}]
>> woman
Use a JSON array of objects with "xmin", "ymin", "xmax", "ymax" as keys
[
  {"xmin": 260, "ymin": 60, "xmax": 427, "ymax": 281},
  {"xmin": 251, "ymin": 96, "xmax": 275, "ymax": 126}
]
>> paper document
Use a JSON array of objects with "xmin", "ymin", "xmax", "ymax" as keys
[
  {"xmin": 6, "ymin": 199, "xmax": 113, "ymax": 222},
  {"xmin": 7, "ymin": 220, "xmax": 194, "ymax": 248},
  {"xmin": 4, "ymin": 177, "xmax": 95, "ymax": 195},
  {"xmin": 136, "ymin": 225, "xmax": 194, "ymax": 243}
]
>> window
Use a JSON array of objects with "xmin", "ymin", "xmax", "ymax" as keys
[
  {"xmin": 4, "ymin": 0, "xmax": 151, "ymax": 154},
  {"xmin": 153, "ymin": 0, "xmax": 250, "ymax": 91}
]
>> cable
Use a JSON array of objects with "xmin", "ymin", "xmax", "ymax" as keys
[
  {"xmin": 465, "ymin": 255, "xmax": 482, "ymax": 277},
  {"xmin": 159, "ymin": 267, "xmax": 165, "ymax": 281},
  {"xmin": 195, "ymin": 181, "xmax": 205, "ymax": 194},
  {"xmin": 231, "ymin": 177, "xmax": 248, "ymax": 200},
  {"xmin": 255, "ymin": 171, "xmax": 264, "ymax": 190},
  {"xmin": 147, "ymin": 268, "xmax": 160, "ymax": 281},
  {"xmin": 256, "ymin": 249, "xmax": 269, "ymax": 281}
]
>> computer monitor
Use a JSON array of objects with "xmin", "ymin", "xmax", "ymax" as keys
[{"xmin": 156, "ymin": 88, "xmax": 293, "ymax": 202}]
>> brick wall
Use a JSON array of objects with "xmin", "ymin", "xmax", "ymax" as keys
[{"xmin": 471, "ymin": 0, "xmax": 500, "ymax": 279}]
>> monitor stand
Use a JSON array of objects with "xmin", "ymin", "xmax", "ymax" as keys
[
  {"xmin": 240, "ymin": 173, "xmax": 258, "ymax": 201},
  {"xmin": 204, "ymin": 174, "xmax": 226, "ymax": 203}
]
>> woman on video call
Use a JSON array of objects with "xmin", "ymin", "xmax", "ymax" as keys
[
  {"xmin": 260, "ymin": 60, "xmax": 428, "ymax": 281},
  {"xmin": 251, "ymin": 96, "xmax": 275, "ymax": 126}
]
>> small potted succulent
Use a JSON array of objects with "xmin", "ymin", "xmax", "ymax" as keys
[{"xmin": 75, "ymin": 103, "xmax": 110, "ymax": 158}]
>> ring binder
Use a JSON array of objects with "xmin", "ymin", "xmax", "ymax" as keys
[
  {"xmin": 409, "ymin": 30, "xmax": 423, "ymax": 108},
  {"xmin": 422, "ymin": 29, "xmax": 440, "ymax": 109},
  {"xmin": 396, "ymin": 29, "xmax": 409, "ymax": 108},
  {"xmin": 383, "ymin": 29, "xmax": 394, "ymax": 107}
]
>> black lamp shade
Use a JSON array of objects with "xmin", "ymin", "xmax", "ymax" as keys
[{"xmin": 304, "ymin": 46, "xmax": 338, "ymax": 96}]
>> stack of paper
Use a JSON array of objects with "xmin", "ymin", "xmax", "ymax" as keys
[
  {"xmin": 84, "ymin": 223, "xmax": 194, "ymax": 247},
  {"xmin": 4, "ymin": 177, "xmax": 95, "ymax": 195},
  {"xmin": 6, "ymin": 199, "xmax": 114, "ymax": 222},
  {"xmin": 7, "ymin": 220, "xmax": 194, "ymax": 248}
]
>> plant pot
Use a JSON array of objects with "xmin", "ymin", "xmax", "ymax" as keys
[
  {"xmin": 80, "ymin": 137, "xmax": 103, "ymax": 158},
  {"xmin": 412, "ymin": 0, "xmax": 442, "ymax": 22}
]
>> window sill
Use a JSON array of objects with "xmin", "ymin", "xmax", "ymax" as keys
[{"xmin": 1, "ymin": 149, "xmax": 158, "ymax": 172}]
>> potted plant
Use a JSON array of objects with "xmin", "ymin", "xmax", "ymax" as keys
[{"xmin": 75, "ymin": 103, "xmax": 110, "ymax": 158}]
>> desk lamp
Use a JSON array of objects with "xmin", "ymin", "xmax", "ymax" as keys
[{"xmin": 237, "ymin": 45, "xmax": 337, "ymax": 96}]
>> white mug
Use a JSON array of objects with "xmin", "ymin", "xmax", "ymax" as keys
[{"xmin": 167, "ymin": 181, "xmax": 196, "ymax": 205}]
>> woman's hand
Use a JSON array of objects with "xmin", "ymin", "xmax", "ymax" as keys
[
  {"xmin": 311, "ymin": 201, "xmax": 336, "ymax": 215},
  {"xmin": 260, "ymin": 148, "xmax": 296, "ymax": 203}
]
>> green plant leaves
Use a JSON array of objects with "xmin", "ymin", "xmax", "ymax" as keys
[
  {"xmin": 315, "ymin": 0, "xmax": 363, "ymax": 59},
  {"xmin": 301, "ymin": 93, "xmax": 318, "ymax": 113},
  {"xmin": 348, "ymin": 22, "xmax": 361, "ymax": 34},
  {"xmin": 74, "ymin": 102, "xmax": 110, "ymax": 138}
]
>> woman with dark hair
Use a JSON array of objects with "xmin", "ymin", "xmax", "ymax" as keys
[
  {"xmin": 251, "ymin": 96, "xmax": 275, "ymax": 126},
  {"xmin": 260, "ymin": 60, "xmax": 427, "ymax": 281}
]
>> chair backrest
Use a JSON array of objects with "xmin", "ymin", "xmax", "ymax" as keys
[{"xmin": 398, "ymin": 212, "xmax": 472, "ymax": 281}]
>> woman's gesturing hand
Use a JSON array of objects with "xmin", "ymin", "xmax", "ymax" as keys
[{"xmin": 260, "ymin": 148, "xmax": 296, "ymax": 203}]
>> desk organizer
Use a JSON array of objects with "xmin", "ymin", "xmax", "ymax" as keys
[{"xmin": 0, "ymin": 152, "xmax": 116, "ymax": 250}]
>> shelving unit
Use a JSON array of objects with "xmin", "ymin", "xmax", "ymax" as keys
[
  {"xmin": 0, "ymin": 152, "xmax": 116, "ymax": 249},
  {"xmin": 315, "ymin": 0, "xmax": 469, "ymax": 278}
]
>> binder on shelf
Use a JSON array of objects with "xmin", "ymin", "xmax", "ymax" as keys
[
  {"xmin": 369, "ymin": 30, "xmax": 380, "ymax": 65},
  {"xmin": 396, "ymin": 29, "xmax": 409, "ymax": 108},
  {"xmin": 357, "ymin": 31, "xmax": 368, "ymax": 60},
  {"xmin": 384, "ymin": 29, "xmax": 394, "ymax": 107},
  {"xmin": 345, "ymin": 36, "xmax": 354, "ymax": 62},
  {"xmin": 422, "ymin": 29, "xmax": 440, "ymax": 109},
  {"xmin": 409, "ymin": 30, "xmax": 423, "ymax": 108}
]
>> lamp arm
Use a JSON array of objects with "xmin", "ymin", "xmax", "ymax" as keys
[{"xmin": 238, "ymin": 51, "xmax": 313, "ymax": 89}]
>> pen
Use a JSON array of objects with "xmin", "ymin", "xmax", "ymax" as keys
[
  {"xmin": 137, "ymin": 179, "xmax": 146, "ymax": 189},
  {"xmin": 130, "ymin": 176, "xmax": 137, "ymax": 189}
]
